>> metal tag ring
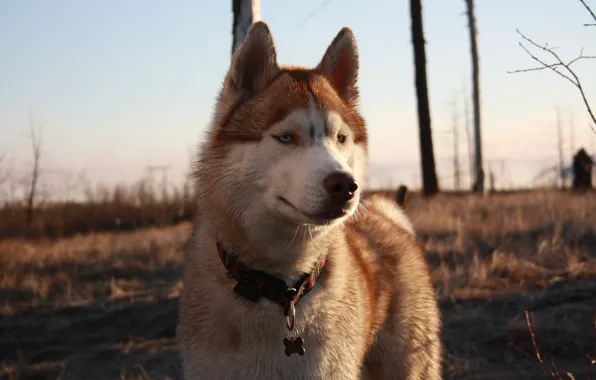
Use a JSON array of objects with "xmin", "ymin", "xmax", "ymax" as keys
[{"xmin": 285, "ymin": 301, "xmax": 296, "ymax": 331}]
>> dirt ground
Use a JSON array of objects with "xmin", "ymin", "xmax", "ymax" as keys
[{"xmin": 1, "ymin": 190, "xmax": 596, "ymax": 379}]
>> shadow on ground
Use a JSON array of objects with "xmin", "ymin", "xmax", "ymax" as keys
[
  {"xmin": 0, "ymin": 291, "xmax": 181, "ymax": 379},
  {"xmin": 2, "ymin": 279, "xmax": 596, "ymax": 379}
]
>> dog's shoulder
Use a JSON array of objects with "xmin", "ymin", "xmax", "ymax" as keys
[
  {"xmin": 343, "ymin": 194, "xmax": 429, "ymax": 286},
  {"xmin": 363, "ymin": 194, "xmax": 415, "ymax": 235},
  {"xmin": 346, "ymin": 194, "xmax": 416, "ymax": 243}
]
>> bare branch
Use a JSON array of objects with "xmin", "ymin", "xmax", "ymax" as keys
[
  {"xmin": 509, "ymin": 51, "xmax": 596, "ymax": 75},
  {"xmin": 509, "ymin": 28, "xmax": 596, "ymax": 134},
  {"xmin": 579, "ymin": 0, "xmax": 596, "ymax": 25}
]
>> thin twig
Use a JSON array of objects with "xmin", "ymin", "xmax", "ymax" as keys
[
  {"xmin": 589, "ymin": 309, "xmax": 596, "ymax": 380},
  {"xmin": 579, "ymin": 0, "xmax": 596, "ymax": 24},
  {"xmin": 508, "ymin": 310, "xmax": 560, "ymax": 378},
  {"xmin": 135, "ymin": 365, "xmax": 152, "ymax": 380},
  {"xmin": 299, "ymin": 0, "xmax": 336, "ymax": 26},
  {"xmin": 587, "ymin": 354, "xmax": 595, "ymax": 380},
  {"xmin": 509, "ymin": 29, "xmax": 596, "ymax": 134},
  {"xmin": 525, "ymin": 310, "xmax": 558, "ymax": 378}
]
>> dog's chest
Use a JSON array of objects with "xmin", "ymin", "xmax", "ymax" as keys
[
  {"xmin": 184, "ymin": 296, "xmax": 366, "ymax": 380},
  {"xmin": 186, "ymin": 332, "xmax": 362, "ymax": 380}
]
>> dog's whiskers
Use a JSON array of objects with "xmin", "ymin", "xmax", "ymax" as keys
[
  {"xmin": 307, "ymin": 225, "xmax": 313, "ymax": 241},
  {"xmin": 351, "ymin": 202, "xmax": 369, "ymax": 221},
  {"xmin": 283, "ymin": 226, "xmax": 301, "ymax": 253}
]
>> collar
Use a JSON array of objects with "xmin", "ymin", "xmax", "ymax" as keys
[{"xmin": 216, "ymin": 241, "xmax": 327, "ymax": 317}]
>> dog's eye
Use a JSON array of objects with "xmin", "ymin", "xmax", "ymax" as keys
[
  {"xmin": 277, "ymin": 134, "xmax": 293, "ymax": 143},
  {"xmin": 337, "ymin": 134, "xmax": 347, "ymax": 143}
]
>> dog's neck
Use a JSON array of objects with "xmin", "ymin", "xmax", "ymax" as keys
[{"xmin": 201, "ymin": 204, "xmax": 336, "ymax": 284}]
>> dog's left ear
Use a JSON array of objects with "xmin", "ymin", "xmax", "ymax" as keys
[{"xmin": 316, "ymin": 27, "xmax": 359, "ymax": 107}]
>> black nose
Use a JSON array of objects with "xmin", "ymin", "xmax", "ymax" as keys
[{"xmin": 323, "ymin": 172, "xmax": 358, "ymax": 202}]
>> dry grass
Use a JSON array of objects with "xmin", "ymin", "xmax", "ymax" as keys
[
  {"xmin": 0, "ymin": 178, "xmax": 195, "ymax": 240},
  {"xmin": 0, "ymin": 224, "xmax": 189, "ymax": 379},
  {"xmin": 1, "ymin": 189, "xmax": 596, "ymax": 379}
]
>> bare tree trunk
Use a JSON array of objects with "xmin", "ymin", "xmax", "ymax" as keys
[
  {"xmin": 452, "ymin": 100, "xmax": 461, "ymax": 191},
  {"xmin": 556, "ymin": 107, "xmax": 565, "ymax": 189},
  {"xmin": 0, "ymin": 155, "xmax": 9, "ymax": 188},
  {"xmin": 462, "ymin": 85, "xmax": 475, "ymax": 189},
  {"xmin": 569, "ymin": 111, "xmax": 576, "ymax": 161},
  {"xmin": 26, "ymin": 117, "xmax": 42, "ymax": 226},
  {"xmin": 409, "ymin": 0, "xmax": 439, "ymax": 196},
  {"xmin": 465, "ymin": 0, "xmax": 484, "ymax": 194},
  {"xmin": 232, "ymin": 0, "xmax": 261, "ymax": 56}
]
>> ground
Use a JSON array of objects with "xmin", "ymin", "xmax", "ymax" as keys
[{"xmin": 1, "ymin": 190, "xmax": 596, "ymax": 379}]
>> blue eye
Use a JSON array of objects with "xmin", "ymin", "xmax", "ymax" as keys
[
  {"xmin": 277, "ymin": 134, "xmax": 293, "ymax": 143},
  {"xmin": 337, "ymin": 134, "xmax": 346, "ymax": 143}
]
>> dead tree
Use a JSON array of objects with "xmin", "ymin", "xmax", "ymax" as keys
[
  {"xmin": 556, "ymin": 107, "xmax": 566, "ymax": 189},
  {"xmin": 452, "ymin": 99, "xmax": 461, "ymax": 191},
  {"xmin": 509, "ymin": 0, "xmax": 596, "ymax": 134},
  {"xmin": 0, "ymin": 154, "xmax": 11, "ymax": 207},
  {"xmin": 232, "ymin": 0, "xmax": 260, "ymax": 56},
  {"xmin": 0, "ymin": 154, "xmax": 9, "ymax": 187},
  {"xmin": 26, "ymin": 117, "xmax": 42, "ymax": 226},
  {"xmin": 464, "ymin": 0, "xmax": 485, "ymax": 194},
  {"xmin": 462, "ymin": 85, "xmax": 475, "ymax": 189},
  {"xmin": 569, "ymin": 111, "xmax": 576, "ymax": 155},
  {"xmin": 409, "ymin": 0, "xmax": 439, "ymax": 196},
  {"xmin": 488, "ymin": 162, "xmax": 495, "ymax": 193}
]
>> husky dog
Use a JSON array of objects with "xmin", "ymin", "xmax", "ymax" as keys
[{"xmin": 179, "ymin": 21, "xmax": 442, "ymax": 380}]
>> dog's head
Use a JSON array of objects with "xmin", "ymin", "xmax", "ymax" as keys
[{"xmin": 197, "ymin": 21, "xmax": 367, "ymax": 231}]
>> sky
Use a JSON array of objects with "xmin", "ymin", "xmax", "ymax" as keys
[{"xmin": 1, "ymin": 0, "xmax": 595, "ymax": 195}]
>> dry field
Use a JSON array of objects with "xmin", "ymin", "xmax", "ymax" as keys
[{"xmin": 1, "ymin": 190, "xmax": 596, "ymax": 379}]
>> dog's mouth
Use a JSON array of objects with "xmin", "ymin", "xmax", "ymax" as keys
[{"xmin": 277, "ymin": 196, "xmax": 350, "ymax": 224}]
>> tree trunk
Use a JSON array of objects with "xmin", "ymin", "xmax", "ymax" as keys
[
  {"xmin": 409, "ymin": 0, "xmax": 439, "ymax": 196},
  {"xmin": 232, "ymin": 0, "xmax": 260, "ymax": 56},
  {"xmin": 25, "ymin": 160, "xmax": 39, "ymax": 226},
  {"xmin": 465, "ymin": 0, "xmax": 484, "ymax": 194},
  {"xmin": 26, "ymin": 119, "xmax": 41, "ymax": 226},
  {"xmin": 463, "ymin": 85, "xmax": 475, "ymax": 190}
]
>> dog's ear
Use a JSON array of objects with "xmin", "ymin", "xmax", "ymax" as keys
[
  {"xmin": 226, "ymin": 21, "xmax": 279, "ymax": 99},
  {"xmin": 316, "ymin": 27, "xmax": 359, "ymax": 107}
]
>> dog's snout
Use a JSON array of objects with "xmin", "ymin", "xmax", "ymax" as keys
[{"xmin": 323, "ymin": 172, "xmax": 358, "ymax": 202}]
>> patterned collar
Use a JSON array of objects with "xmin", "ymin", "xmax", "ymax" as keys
[{"xmin": 216, "ymin": 241, "xmax": 327, "ymax": 317}]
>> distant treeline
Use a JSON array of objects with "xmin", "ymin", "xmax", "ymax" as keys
[
  {"xmin": 0, "ymin": 183, "xmax": 546, "ymax": 241},
  {"xmin": 0, "ymin": 179, "xmax": 197, "ymax": 240}
]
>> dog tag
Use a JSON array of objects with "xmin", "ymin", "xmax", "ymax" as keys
[{"xmin": 283, "ymin": 336, "xmax": 305, "ymax": 356}]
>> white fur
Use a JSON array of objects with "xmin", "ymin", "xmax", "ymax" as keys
[
  {"xmin": 222, "ymin": 105, "xmax": 363, "ymax": 231},
  {"xmin": 366, "ymin": 196, "xmax": 416, "ymax": 235}
]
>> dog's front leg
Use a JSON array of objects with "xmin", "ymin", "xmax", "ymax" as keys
[{"xmin": 364, "ymin": 324, "xmax": 442, "ymax": 380}]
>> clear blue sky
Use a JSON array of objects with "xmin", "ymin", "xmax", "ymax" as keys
[{"xmin": 1, "ymin": 0, "xmax": 595, "ymax": 193}]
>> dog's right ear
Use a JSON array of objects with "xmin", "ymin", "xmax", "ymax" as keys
[{"xmin": 226, "ymin": 21, "xmax": 279, "ymax": 99}]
